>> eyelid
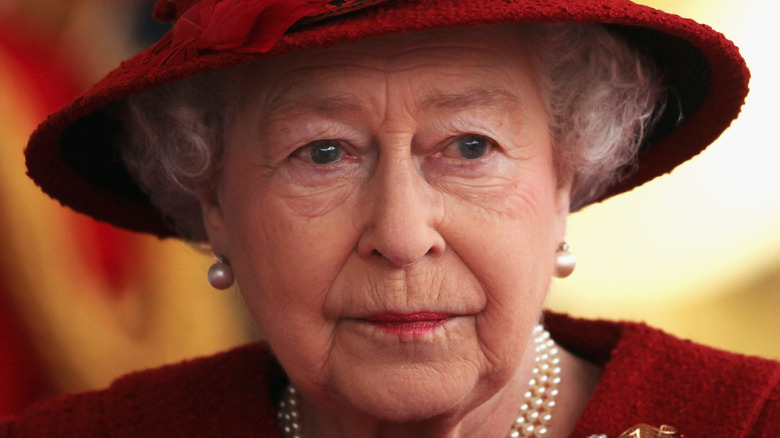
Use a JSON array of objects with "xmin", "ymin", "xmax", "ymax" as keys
[{"xmin": 271, "ymin": 118, "xmax": 361, "ymax": 157}]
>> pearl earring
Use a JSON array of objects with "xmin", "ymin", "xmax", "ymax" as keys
[
  {"xmin": 208, "ymin": 256, "xmax": 235, "ymax": 289},
  {"xmin": 554, "ymin": 242, "xmax": 576, "ymax": 278}
]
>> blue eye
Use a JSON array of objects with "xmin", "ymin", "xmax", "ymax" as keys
[
  {"xmin": 456, "ymin": 135, "xmax": 490, "ymax": 159},
  {"xmin": 309, "ymin": 141, "xmax": 342, "ymax": 164}
]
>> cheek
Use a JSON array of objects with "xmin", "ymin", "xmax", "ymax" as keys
[
  {"xmin": 223, "ymin": 190, "xmax": 365, "ymax": 383},
  {"xmin": 438, "ymin": 164, "xmax": 559, "ymax": 360},
  {"xmin": 229, "ymin": 201, "xmax": 359, "ymax": 307},
  {"xmin": 217, "ymin": 166, "xmax": 362, "ymax": 326},
  {"xmin": 442, "ymin": 162, "xmax": 559, "ymax": 283}
]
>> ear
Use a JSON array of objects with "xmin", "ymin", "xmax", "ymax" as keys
[{"xmin": 200, "ymin": 194, "xmax": 229, "ymax": 256}]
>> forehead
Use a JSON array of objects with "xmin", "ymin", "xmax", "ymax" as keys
[{"xmin": 233, "ymin": 25, "xmax": 539, "ymax": 113}]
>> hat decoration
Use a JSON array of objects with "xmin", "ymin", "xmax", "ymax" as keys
[{"xmin": 155, "ymin": 0, "xmax": 389, "ymax": 64}]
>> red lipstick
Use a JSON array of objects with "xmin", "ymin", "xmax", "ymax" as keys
[{"xmin": 364, "ymin": 312, "xmax": 452, "ymax": 337}]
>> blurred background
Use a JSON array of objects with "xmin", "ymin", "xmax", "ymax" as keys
[{"xmin": 0, "ymin": 0, "xmax": 777, "ymax": 418}]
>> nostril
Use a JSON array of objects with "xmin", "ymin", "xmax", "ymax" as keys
[
  {"xmin": 371, "ymin": 248, "xmax": 412, "ymax": 267},
  {"xmin": 370, "ymin": 244, "xmax": 441, "ymax": 268}
]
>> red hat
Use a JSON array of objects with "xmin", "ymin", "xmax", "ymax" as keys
[{"xmin": 24, "ymin": 0, "xmax": 749, "ymax": 238}]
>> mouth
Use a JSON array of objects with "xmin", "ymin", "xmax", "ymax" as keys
[{"xmin": 362, "ymin": 312, "xmax": 453, "ymax": 337}]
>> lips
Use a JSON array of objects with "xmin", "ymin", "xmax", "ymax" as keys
[{"xmin": 363, "ymin": 312, "xmax": 452, "ymax": 337}]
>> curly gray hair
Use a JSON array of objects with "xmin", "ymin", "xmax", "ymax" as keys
[{"xmin": 119, "ymin": 23, "xmax": 665, "ymax": 242}]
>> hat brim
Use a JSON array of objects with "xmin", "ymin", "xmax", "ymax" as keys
[{"xmin": 24, "ymin": 0, "xmax": 749, "ymax": 238}]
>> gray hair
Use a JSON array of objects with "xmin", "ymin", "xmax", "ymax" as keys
[{"xmin": 119, "ymin": 23, "xmax": 665, "ymax": 242}]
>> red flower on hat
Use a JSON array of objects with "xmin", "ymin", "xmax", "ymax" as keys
[{"xmin": 165, "ymin": 0, "xmax": 331, "ymax": 62}]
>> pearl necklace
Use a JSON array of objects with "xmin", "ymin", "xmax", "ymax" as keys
[{"xmin": 277, "ymin": 324, "xmax": 561, "ymax": 438}]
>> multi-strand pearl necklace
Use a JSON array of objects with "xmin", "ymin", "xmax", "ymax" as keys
[
  {"xmin": 277, "ymin": 324, "xmax": 561, "ymax": 438},
  {"xmin": 508, "ymin": 324, "xmax": 562, "ymax": 437}
]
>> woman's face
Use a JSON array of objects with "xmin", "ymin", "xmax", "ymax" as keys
[{"xmin": 202, "ymin": 25, "xmax": 571, "ymax": 422}]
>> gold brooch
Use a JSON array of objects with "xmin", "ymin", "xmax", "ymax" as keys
[{"xmin": 618, "ymin": 424, "xmax": 681, "ymax": 438}]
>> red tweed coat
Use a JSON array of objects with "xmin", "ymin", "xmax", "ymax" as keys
[{"xmin": 1, "ymin": 313, "xmax": 778, "ymax": 437}]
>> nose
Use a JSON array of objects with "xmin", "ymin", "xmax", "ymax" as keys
[{"xmin": 357, "ymin": 150, "xmax": 445, "ymax": 267}]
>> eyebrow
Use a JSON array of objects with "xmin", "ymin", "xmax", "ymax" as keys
[
  {"xmin": 262, "ymin": 87, "xmax": 524, "ymax": 125},
  {"xmin": 416, "ymin": 88, "xmax": 525, "ymax": 114},
  {"xmin": 264, "ymin": 94, "xmax": 370, "ymax": 123}
]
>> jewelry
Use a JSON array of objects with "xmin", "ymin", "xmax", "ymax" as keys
[
  {"xmin": 618, "ymin": 424, "xmax": 681, "ymax": 438},
  {"xmin": 277, "ymin": 385, "xmax": 302, "ymax": 438},
  {"xmin": 207, "ymin": 256, "xmax": 234, "ymax": 289},
  {"xmin": 508, "ymin": 324, "xmax": 562, "ymax": 437},
  {"xmin": 588, "ymin": 424, "xmax": 682, "ymax": 438},
  {"xmin": 277, "ymin": 324, "xmax": 561, "ymax": 438},
  {"xmin": 554, "ymin": 242, "xmax": 576, "ymax": 278}
]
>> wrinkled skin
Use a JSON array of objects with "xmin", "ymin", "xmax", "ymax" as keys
[{"xmin": 202, "ymin": 25, "xmax": 592, "ymax": 438}]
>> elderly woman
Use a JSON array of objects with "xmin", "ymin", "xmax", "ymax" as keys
[{"xmin": 4, "ymin": 0, "xmax": 778, "ymax": 437}]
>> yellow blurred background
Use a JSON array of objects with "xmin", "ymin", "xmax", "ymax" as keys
[
  {"xmin": 548, "ymin": 0, "xmax": 780, "ymax": 359},
  {"xmin": 0, "ymin": 0, "xmax": 776, "ymax": 415}
]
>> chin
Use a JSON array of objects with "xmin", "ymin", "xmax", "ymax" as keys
[{"xmin": 330, "ymin": 361, "xmax": 493, "ymax": 423}]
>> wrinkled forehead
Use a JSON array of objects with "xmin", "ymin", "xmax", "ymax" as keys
[{"xmin": 229, "ymin": 24, "xmax": 540, "ymax": 119}]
